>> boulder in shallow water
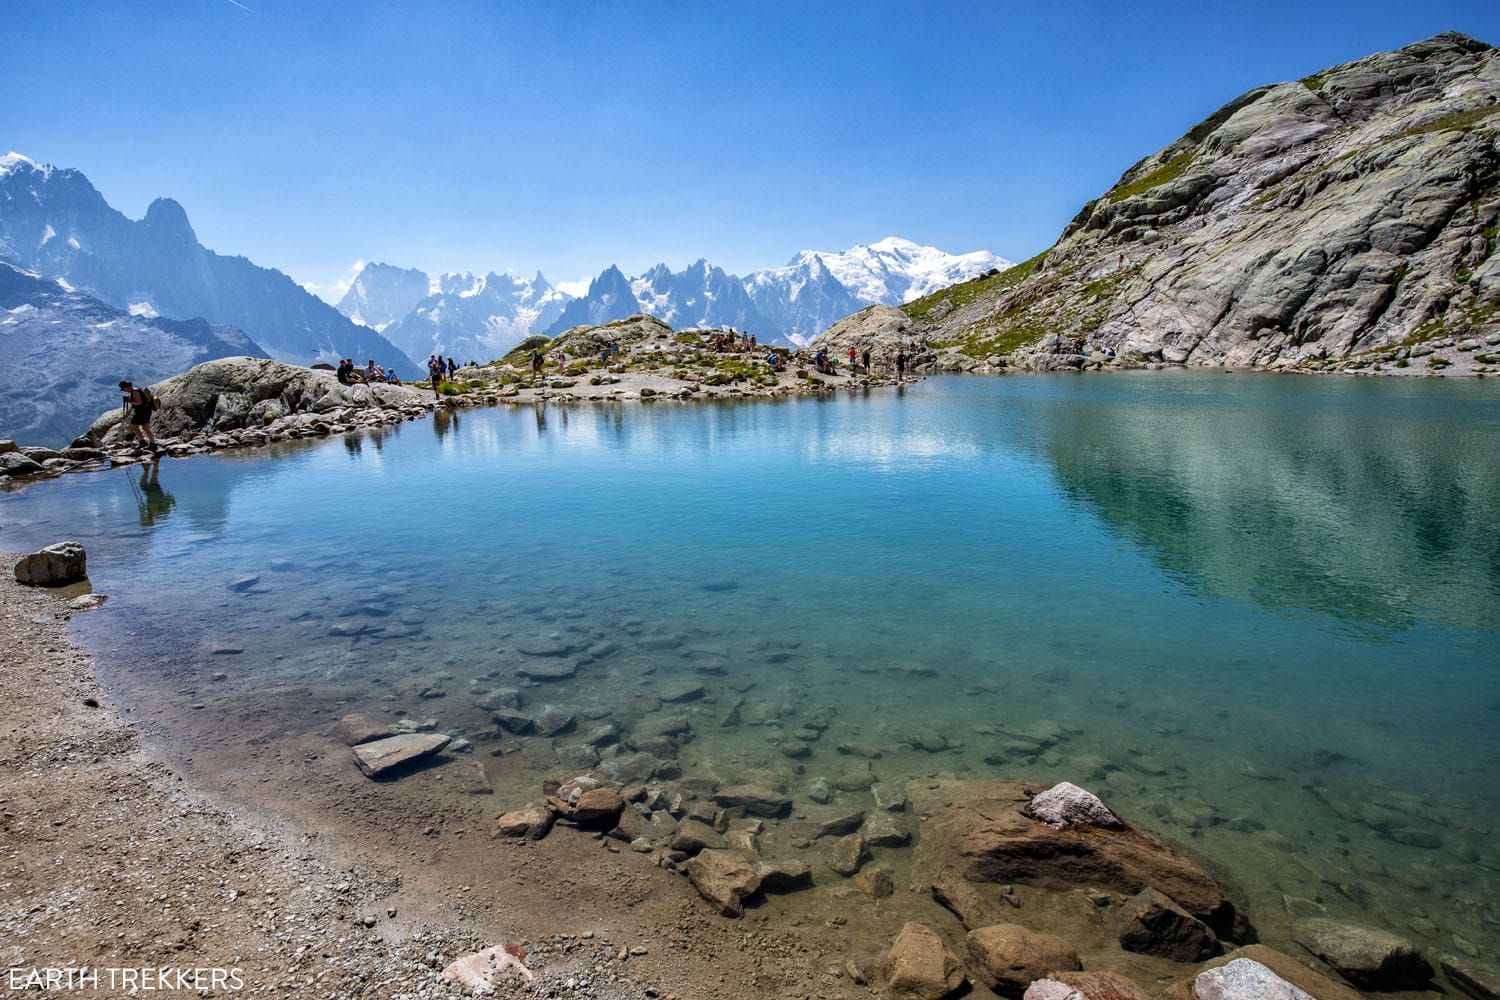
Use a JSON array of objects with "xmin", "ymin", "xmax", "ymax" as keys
[
  {"xmin": 684, "ymin": 849, "xmax": 761, "ymax": 917},
  {"xmin": 1441, "ymin": 953, "xmax": 1500, "ymax": 1000},
  {"xmin": 352, "ymin": 733, "xmax": 450, "ymax": 777},
  {"xmin": 494, "ymin": 803, "xmax": 553, "ymax": 840},
  {"xmin": 567, "ymin": 787, "xmax": 625, "ymax": 825},
  {"xmin": 825, "ymin": 833, "xmax": 870, "ymax": 876},
  {"xmin": 14, "ymin": 542, "xmax": 87, "ymax": 587},
  {"xmin": 1025, "ymin": 781, "xmax": 1123, "ymax": 829},
  {"xmin": 908, "ymin": 779, "xmax": 1247, "ymax": 942},
  {"xmin": 1118, "ymin": 887, "xmax": 1220, "ymax": 962},
  {"xmin": 1292, "ymin": 918, "xmax": 1432, "ymax": 990},
  {"xmin": 883, "ymin": 922, "xmax": 965, "ymax": 1000},
  {"xmin": 965, "ymin": 923, "xmax": 1080, "ymax": 998},
  {"xmin": 713, "ymin": 785, "xmax": 792, "ymax": 818},
  {"xmin": 931, "ymin": 867, "xmax": 1006, "ymax": 931}
]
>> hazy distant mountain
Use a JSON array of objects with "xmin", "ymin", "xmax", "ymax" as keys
[
  {"xmin": 0, "ymin": 152, "xmax": 417, "ymax": 373},
  {"xmin": 546, "ymin": 237, "xmax": 1011, "ymax": 342},
  {"xmin": 371, "ymin": 269, "xmax": 572, "ymax": 364},
  {"xmin": 335, "ymin": 262, "xmax": 430, "ymax": 331},
  {"xmin": 0, "ymin": 261, "xmax": 266, "ymax": 446}
]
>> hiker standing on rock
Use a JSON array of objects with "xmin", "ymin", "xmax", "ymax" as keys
[
  {"xmin": 118, "ymin": 379, "xmax": 160, "ymax": 452},
  {"xmin": 896, "ymin": 351, "xmax": 907, "ymax": 379},
  {"xmin": 862, "ymin": 348, "xmax": 871, "ymax": 374}
]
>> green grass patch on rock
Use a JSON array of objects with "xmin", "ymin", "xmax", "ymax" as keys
[
  {"xmin": 902, "ymin": 251, "xmax": 1049, "ymax": 321},
  {"xmin": 1106, "ymin": 151, "xmax": 1196, "ymax": 203},
  {"xmin": 1396, "ymin": 105, "xmax": 1500, "ymax": 141}
]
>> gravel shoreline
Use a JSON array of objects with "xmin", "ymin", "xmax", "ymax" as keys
[{"xmin": 2, "ymin": 558, "xmax": 847, "ymax": 999}]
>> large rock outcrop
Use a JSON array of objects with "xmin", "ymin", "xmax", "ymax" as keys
[
  {"xmin": 827, "ymin": 34, "xmax": 1500, "ymax": 375},
  {"xmin": 907, "ymin": 779, "xmax": 1250, "ymax": 942},
  {"xmin": 81, "ymin": 357, "xmax": 434, "ymax": 447}
]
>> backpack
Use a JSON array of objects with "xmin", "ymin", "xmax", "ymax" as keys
[{"xmin": 140, "ymin": 387, "xmax": 161, "ymax": 411}]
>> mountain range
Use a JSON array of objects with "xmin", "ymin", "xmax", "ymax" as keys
[
  {"xmin": 0, "ymin": 152, "xmax": 412, "ymax": 374},
  {"xmin": 0, "ymin": 260, "xmax": 267, "ymax": 446},
  {"xmin": 339, "ymin": 268, "xmax": 571, "ymax": 366},
  {"xmin": 335, "ymin": 237, "xmax": 1011, "ymax": 359}
]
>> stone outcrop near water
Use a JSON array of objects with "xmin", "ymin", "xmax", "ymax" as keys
[{"xmin": 817, "ymin": 33, "xmax": 1500, "ymax": 376}]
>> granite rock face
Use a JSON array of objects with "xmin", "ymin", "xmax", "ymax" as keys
[
  {"xmin": 83, "ymin": 357, "xmax": 433, "ymax": 447},
  {"xmin": 818, "ymin": 34, "xmax": 1500, "ymax": 376}
]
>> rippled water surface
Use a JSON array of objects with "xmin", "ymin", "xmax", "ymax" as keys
[{"xmin": 4, "ymin": 373, "xmax": 1498, "ymax": 961}]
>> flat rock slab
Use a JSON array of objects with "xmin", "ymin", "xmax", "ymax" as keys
[
  {"xmin": 334, "ymin": 712, "xmax": 394, "ymax": 746},
  {"xmin": 517, "ymin": 660, "xmax": 577, "ymax": 681},
  {"xmin": 353, "ymin": 733, "xmax": 450, "ymax": 778},
  {"xmin": 907, "ymin": 778, "xmax": 1246, "ymax": 941}
]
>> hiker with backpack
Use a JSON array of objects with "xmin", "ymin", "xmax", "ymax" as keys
[{"xmin": 118, "ymin": 379, "xmax": 160, "ymax": 452}]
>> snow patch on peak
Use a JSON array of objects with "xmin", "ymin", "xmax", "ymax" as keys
[{"xmin": 0, "ymin": 151, "xmax": 48, "ymax": 177}]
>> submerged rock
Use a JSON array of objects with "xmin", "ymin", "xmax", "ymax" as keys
[
  {"xmin": 883, "ymin": 922, "xmax": 965, "ymax": 1000},
  {"xmin": 684, "ymin": 849, "xmax": 761, "ymax": 917},
  {"xmin": 713, "ymin": 786, "xmax": 792, "ymax": 818},
  {"xmin": 853, "ymin": 865, "xmax": 895, "ymax": 898},
  {"xmin": 352, "ymin": 733, "xmax": 450, "ymax": 778},
  {"xmin": 334, "ymin": 712, "xmax": 394, "ymax": 746},
  {"xmin": 931, "ymin": 868, "xmax": 1006, "ymax": 932},
  {"xmin": 1440, "ymin": 953, "xmax": 1500, "ymax": 1000},
  {"xmin": 825, "ymin": 833, "xmax": 869, "ymax": 876},
  {"xmin": 966, "ymin": 923, "xmax": 1081, "ymax": 998},
  {"xmin": 1118, "ymin": 887, "xmax": 1220, "ymax": 962},
  {"xmin": 14, "ymin": 542, "xmax": 87, "ymax": 587},
  {"xmin": 494, "ymin": 803, "xmax": 553, "ymax": 840},
  {"xmin": 1292, "ymin": 918, "xmax": 1433, "ymax": 991}
]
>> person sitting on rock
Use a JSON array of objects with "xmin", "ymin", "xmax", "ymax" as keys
[
  {"xmin": 364, "ymin": 360, "xmax": 384, "ymax": 383},
  {"xmin": 385, "ymin": 366, "xmax": 403, "ymax": 385}
]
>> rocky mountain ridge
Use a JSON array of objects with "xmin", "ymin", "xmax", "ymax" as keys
[
  {"xmin": 0, "ymin": 153, "xmax": 415, "ymax": 374},
  {"xmin": 337, "ymin": 238, "xmax": 1009, "ymax": 359},
  {"xmin": 0, "ymin": 262, "xmax": 267, "ymax": 446},
  {"xmin": 820, "ymin": 33, "xmax": 1500, "ymax": 376}
]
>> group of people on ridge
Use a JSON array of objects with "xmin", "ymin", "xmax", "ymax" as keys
[{"xmin": 337, "ymin": 358, "xmax": 404, "ymax": 386}]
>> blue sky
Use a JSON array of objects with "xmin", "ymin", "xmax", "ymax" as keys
[{"xmin": 8, "ymin": 1, "xmax": 1499, "ymax": 297}]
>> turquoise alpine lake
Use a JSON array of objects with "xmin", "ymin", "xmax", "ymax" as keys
[{"xmin": 3, "ymin": 372, "xmax": 1497, "ymax": 960}]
